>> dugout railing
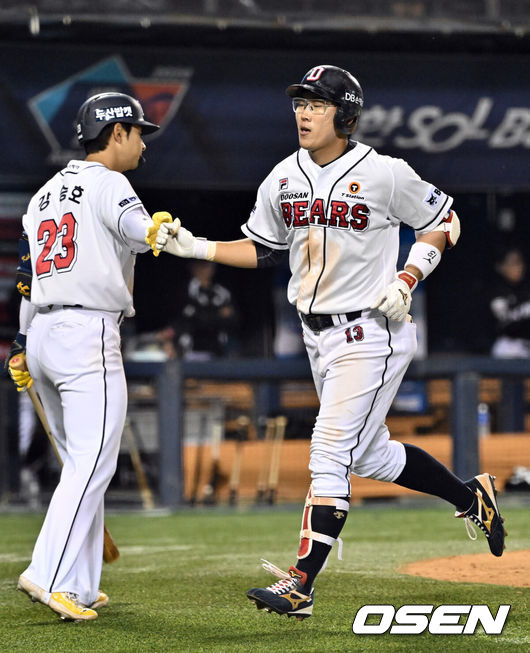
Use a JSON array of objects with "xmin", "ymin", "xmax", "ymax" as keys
[
  {"xmin": 1, "ymin": 357, "xmax": 529, "ymax": 508},
  {"xmin": 123, "ymin": 356, "xmax": 530, "ymax": 508}
]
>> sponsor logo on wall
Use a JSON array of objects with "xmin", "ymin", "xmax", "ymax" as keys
[{"xmin": 28, "ymin": 55, "xmax": 192, "ymax": 165}]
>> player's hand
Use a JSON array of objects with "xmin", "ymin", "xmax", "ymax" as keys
[
  {"xmin": 155, "ymin": 219, "xmax": 187, "ymax": 254},
  {"xmin": 7, "ymin": 349, "xmax": 33, "ymax": 392},
  {"xmin": 156, "ymin": 220, "xmax": 216, "ymax": 260},
  {"xmin": 146, "ymin": 211, "xmax": 173, "ymax": 256},
  {"xmin": 371, "ymin": 274, "xmax": 415, "ymax": 322}
]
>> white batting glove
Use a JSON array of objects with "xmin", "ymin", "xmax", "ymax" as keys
[
  {"xmin": 155, "ymin": 219, "xmax": 183, "ymax": 253},
  {"xmin": 156, "ymin": 220, "xmax": 216, "ymax": 260},
  {"xmin": 371, "ymin": 271, "xmax": 418, "ymax": 322}
]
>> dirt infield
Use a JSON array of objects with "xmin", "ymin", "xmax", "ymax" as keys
[{"xmin": 401, "ymin": 550, "xmax": 530, "ymax": 587}]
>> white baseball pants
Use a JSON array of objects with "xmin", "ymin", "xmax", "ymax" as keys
[
  {"xmin": 302, "ymin": 312, "xmax": 417, "ymax": 498},
  {"xmin": 22, "ymin": 307, "xmax": 126, "ymax": 606}
]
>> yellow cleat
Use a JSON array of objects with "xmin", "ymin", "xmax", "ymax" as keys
[
  {"xmin": 17, "ymin": 575, "xmax": 46, "ymax": 604},
  {"xmin": 89, "ymin": 590, "xmax": 109, "ymax": 609},
  {"xmin": 48, "ymin": 592, "xmax": 98, "ymax": 621}
]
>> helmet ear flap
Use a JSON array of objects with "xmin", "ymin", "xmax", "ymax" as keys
[{"xmin": 333, "ymin": 107, "xmax": 356, "ymax": 135}]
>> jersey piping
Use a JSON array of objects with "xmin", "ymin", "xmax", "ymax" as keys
[
  {"xmin": 60, "ymin": 163, "xmax": 104, "ymax": 177},
  {"xmin": 116, "ymin": 201, "xmax": 145, "ymax": 244},
  {"xmin": 296, "ymin": 150, "xmax": 315, "ymax": 277},
  {"xmin": 48, "ymin": 318, "xmax": 109, "ymax": 592},
  {"xmin": 306, "ymin": 146, "xmax": 373, "ymax": 314},
  {"xmin": 344, "ymin": 316, "xmax": 393, "ymax": 494},
  {"xmin": 415, "ymin": 194, "xmax": 451, "ymax": 231},
  {"xmin": 244, "ymin": 223, "xmax": 287, "ymax": 248}
]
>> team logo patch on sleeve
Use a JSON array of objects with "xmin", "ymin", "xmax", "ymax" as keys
[
  {"xmin": 279, "ymin": 178, "xmax": 289, "ymax": 190},
  {"xmin": 118, "ymin": 196, "xmax": 138, "ymax": 207},
  {"xmin": 423, "ymin": 185, "xmax": 442, "ymax": 208}
]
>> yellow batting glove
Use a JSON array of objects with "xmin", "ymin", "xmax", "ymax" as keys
[
  {"xmin": 146, "ymin": 211, "xmax": 173, "ymax": 256},
  {"xmin": 8, "ymin": 353, "xmax": 33, "ymax": 392}
]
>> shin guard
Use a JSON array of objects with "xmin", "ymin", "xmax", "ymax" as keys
[{"xmin": 298, "ymin": 484, "xmax": 349, "ymax": 562}]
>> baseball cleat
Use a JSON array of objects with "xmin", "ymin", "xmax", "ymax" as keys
[
  {"xmin": 247, "ymin": 559, "xmax": 313, "ymax": 620},
  {"xmin": 455, "ymin": 473, "xmax": 507, "ymax": 557},
  {"xmin": 17, "ymin": 575, "xmax": 47, "ymax": 604},
  {"xmin": 48, "ymin": 592, "xmax": 98, "ymax": 621},
  {"xmin": 89, "ymin": 590, "xmax": 109, "ymax": 609}
]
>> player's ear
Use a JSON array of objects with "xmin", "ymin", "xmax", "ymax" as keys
[{"xmin": 112, "ymin": 122, "xmax": 124, "ymax": 143}]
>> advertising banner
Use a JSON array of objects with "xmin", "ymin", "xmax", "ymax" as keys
[{"xmin": 0, "ymin": 43, "xmax": 528, "ymax": 190}]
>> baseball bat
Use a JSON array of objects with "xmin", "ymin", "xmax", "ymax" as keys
[
  {"xmin": 255, "ymin": 417, "xmax": 276, "ymax": 504},
  {"xmin": 229, "ymin": 415, "xmax": 250, "ymax": 506},
  {"xmin": 266, "ymin": 415, "xmax": 287, "ymax": 505},
  {"xmin": 202, "ymin": 415, "xmax": 226, "ymax": 505},
  {"xmin": 123, "ymin": 419, "xmax": 155, "ymax": 510},
  {"xmin": 9, "ymin": 355, "xmax": 120, "ymax": 563},
  {"xmin": 189, "ymin": 411, "xmax": 207, "ymax": 506}
]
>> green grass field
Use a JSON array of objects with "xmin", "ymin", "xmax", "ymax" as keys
[{"xmin": 0, "ymin": 502, "xmax": 528, "ymax": 652}]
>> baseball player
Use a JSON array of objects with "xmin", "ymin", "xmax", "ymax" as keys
[
  {"xmin": 155, "ymin": 65, "xmax": 506, "ymax": 620},
  {"xmin": 7, "ymin": 92, "xmax": 168, "ymax": 621}
]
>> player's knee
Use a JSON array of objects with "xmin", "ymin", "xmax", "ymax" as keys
[
  {"xmin": 310, "ymin": 446, "xmax": 351, "ymax": 481},
  {"xmin": 351, "ymin": 440, "xmax": 406, "ymax": 482},
  {"xmin": 310, "ymin": 470, "xmax": 351, "ymax": 497}
]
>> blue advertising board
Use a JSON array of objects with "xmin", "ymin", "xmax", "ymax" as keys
[{"xmin": 0, "ymin": 43, "xmax": 528, "ymax": 190}]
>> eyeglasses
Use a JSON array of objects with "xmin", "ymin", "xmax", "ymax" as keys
[{"xmin": 292, "ymin": 97, "xmax": 335, "ymax": 115}]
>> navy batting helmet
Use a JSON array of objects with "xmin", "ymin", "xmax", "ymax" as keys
[
  {"xmin": 75, "ymin": 92, "xmax": 159, "ymax": 143},
  {"xmin": 286, "ymin": 65, "xmax": 363, "ymax": 134}
]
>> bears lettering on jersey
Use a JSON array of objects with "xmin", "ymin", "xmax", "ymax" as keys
[{"xmin": 281, "ymin": 197, "xmax": 370, "ymax": 232}]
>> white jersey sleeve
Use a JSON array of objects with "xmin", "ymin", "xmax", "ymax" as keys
[
  {"xmin": 385, "ymin": 157, "xmax": 453, "ymax": 234},
  {"xmin": 95, "ymin": 171, "xmax": 151, "ymax": 253},
  {"xmin": 241, "ymin": 167, "xmax": 290, "ymax": 250}
]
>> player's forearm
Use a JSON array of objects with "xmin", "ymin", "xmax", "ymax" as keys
[
  {"xmin": 156, "ymin": 220, "xmax": 258, "ymax": 267},
  {"xmin": 210, "ymin": 238, "xmax": 258, "ymax": 268},
  {"xmin": 19, "ymin": 296, "xmax": 38, "ymax": 335}
]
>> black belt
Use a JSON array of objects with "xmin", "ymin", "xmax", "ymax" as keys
[
  {"xmin": 300, "ymin": 310, "xmax": 363, "ymax": 332},
  {"xmin": 41, "ymin": 304, "xmax": 84, "ymax": 311},
  {"xmin": 39, "ymin": 304, "xmax": 124, "ymax": 325}
]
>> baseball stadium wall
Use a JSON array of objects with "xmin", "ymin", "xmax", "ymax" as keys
[
  {"xmin": 0, "ymin": 24, "xmax": 529, "ymax": 510},
  {"xmin": 116, "ymin": 357, "xmax": 530, "ymax": 508},
  {"xmin": 180, "ymin": 433, "xmax": 530, "ymax": 504},
  {"xmin": 0, "ymin": 44, "xmax": 528, "ymax": 193}
]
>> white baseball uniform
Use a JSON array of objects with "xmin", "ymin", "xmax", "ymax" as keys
[
  {"xmin": 242, "ymin": 143, "xmax": 453, "ymax": 497},
  {"xmin": 21, "ymin": 159, "xmax": 152, "ymax": 606}
]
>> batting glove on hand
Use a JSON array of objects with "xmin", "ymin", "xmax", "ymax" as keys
[
  {"xmin": 156, "ymin": 221, "xmax": 216, "ymax": 260},
  {"xmin": 371, "ymin": 272, "xmax": 417, "ymax": 322},
  {"xmin": 145, "ymin": 211, "xmax": 173, "ymax": 256},
  {"xmin": 8, "ymin": 350, "xmax": 33, "ymax": 392}
]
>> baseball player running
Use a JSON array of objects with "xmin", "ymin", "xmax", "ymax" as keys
[
  {"xmin": 7, "ymin": 92, "xmax": 168, "ymax": 621},
  {"xmin": 155, "ymin": 65, "xmax": 506, "ymax": 620}
]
